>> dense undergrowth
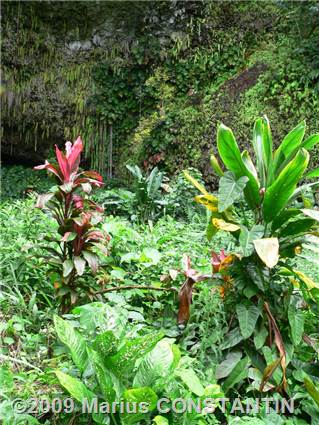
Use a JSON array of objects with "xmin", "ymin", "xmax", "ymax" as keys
[{"xmin": 1, "ymin": 118, "xmax": 319, "ymax": 424}]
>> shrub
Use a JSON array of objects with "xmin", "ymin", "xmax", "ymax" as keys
[
  {"xmin": 34, "ymin": 137, "xmax": 109, "ymax": 312},
  {"xmin": 184, "ymin": 117, "xmax": 319, "ymax": 420}
]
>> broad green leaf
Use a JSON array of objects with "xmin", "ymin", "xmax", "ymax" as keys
[
  {"xmin": 218, "ymin": 172, "xmax": 249, "ymax": 212},
  {"xmin": 239, "ymin": 225, "xmax": 264, "ymax": 256},
  {"xmin": 271, "ymin": 208, "xmax": 301, "ymax": 232},
  {"xmin": 54, "ymin": 316, "xmax": 88, "ymax": 372},
  {"xmin": 122, "ymin": 387, "xmax": 157, "ymax": 424},
  {"xmin": 206, "ymin": 212, "xmax": 220, "ymax": 240},
  {"xmin": 263, "ymin": 149, "xmax": 309, "ymax": 222},
  {"xmin": 222, "ymin": 357, "xmax": 250, "ymax": 393},
  {"xmin": 73, "ymin": 303, "xmax": 128, "ymax": 337},
  {"xmin": 55, "ymin": 370, "xmax": 95, "ymax": 403},
  {"xmin": 175, "ymin": 368, "xmax": 205, "ymax": 396},
  {"xmin": 0, "ymin": 367, "xmax": 13, "ymax": 395},
  {"xmin": 89, "ymin": 349, "xmax": 118, "ymax": 402},
  {"xmin": 254, "ymin": 325, "xmax": 268, "ymax": 350},
  {"xmin": 281, "ymin": 120, "xmax": 306, "ymax": 158},
  {"xmin": 215, "ymin": 351, "xmax": 242, "ymax": 379},
  {"xmin": 304, "ymin": 377, "xmax": 319, "ymax": 408},
  {"xmin": 260, "ymin": 357, "xmax": 282, "ymax": 392},
  {"xmin": 220, "ymin": 327, "xmax": 243, "ymax": 350},
  {"xmin": 236, "ymin": 304, "xmax": 260, "ymax": 339},
  {"xmin": 153, "ymin": 416, "xmax": 169, "ymax": 425},
  {"xmin": 241, "ymin": 150, "xmax": 258, "ymax": 180},
  {"xmin": 74, "ymin": 256, "xmax": 86, "ymax": 276},
  {"xmin": 106, "ymin": 332, "xmax": 163, "ymax": 376},
  {"xmin": 288, "ymin": 305, "xmax": 304, "ymax": 345},
  {"xmin": 253, "ymin": 238, "xmax": 279, "ymax": 268},
  {"xmin": 301, "ymin": 209, "xmax": 319, "ymax": 222},
  {"xmin": 133, "ymin": 340, "xmax": 174, "ymax": 388},
  {"xmin": 93, "ymin": 331, "xmax": 119, "ymax": 357},
  {"xmin": 278, "ymin": 218, "xmax": 315, "ymax": 238},
  {"xmin": 305, "ymin": 167, "xmax": 319, "ymax": 179},
  {"xmin": 210, "ymin": 154, "xmax": 224, "ymax": 176},
  {"xmin": 217, "ymin": 123, "xmax": 260, "ymax": 209},
  {"xmin": 141, "ymin": 248, "xmax": 161, "ymax": 265},
  {"xmin": 63, "ymin": 259, "xmax": 74, "ymax": 277},
  {"xmin": 252, "ymin": 117, "xmax": 272, "ymax": 186}
]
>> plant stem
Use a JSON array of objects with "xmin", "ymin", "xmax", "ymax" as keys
[
  {"xmin": 94, "ymin": 285, "xmax": 178, "ymax": 295},
  {"xmin": 0, "ymin": 354, "xmax": 43, "ymax": 373}
]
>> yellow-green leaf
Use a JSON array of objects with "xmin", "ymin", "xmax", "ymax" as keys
[{"xmin": 212, "ymin": 218, "xmax": 240, "ymax": 232}]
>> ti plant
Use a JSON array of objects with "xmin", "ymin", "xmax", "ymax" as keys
[
  {"xmin": 185, "ymin": 118, "xmax": 319, "ymax": 401},
  {"xmin": 34, "ymin": 137, "xmax": 109, "ymax": 313}
]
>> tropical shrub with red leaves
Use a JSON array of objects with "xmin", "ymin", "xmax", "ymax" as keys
[{"xmin": 34, "ymin": 137, "xmax": 109, "ymax": 312}]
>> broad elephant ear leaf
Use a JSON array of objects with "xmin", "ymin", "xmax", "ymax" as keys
[
  {"xmin": 262, "ymin": 148, "xmax": 309, "ymax": 223},
  {"xmin": 218, "ymin": 172, "xmax": 249, "ymax": 212}
]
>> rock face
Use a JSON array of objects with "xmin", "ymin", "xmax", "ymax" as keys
[
  {"xmin": 2, "ymin": 1, "xmax": 203, "ymax": 166},
  {"xmin": 2, "ymin": 1, "xmax": 318, "ymax": 179}
]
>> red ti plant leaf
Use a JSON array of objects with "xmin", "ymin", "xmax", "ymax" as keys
[
  {"xmin": 34, "ymin": 160, "xmax": 62, "ymax": 181},
  {"xmin": 211, "ymin": 250, "xmax": 233, "ymax": 298},
  {"xmin": 55, "ymin": 145, "xmax": 71, "ymax": 183},
  {"xmin": 177, "ymin": 255, "xmax": 210, "ymax": 325},
  {"xmin": 65, "ymin": 137, "xmax": 82, "ymax": 174}
]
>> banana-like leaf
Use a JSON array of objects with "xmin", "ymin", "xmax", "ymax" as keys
[
  {"xmin": 252, "ymin": 118, "xmax": 266, "ymax": 186},
  {"xmin": 301, "ymin": 209, "xmax": 319, "ymax": 222},
  {"xmin": 278, "ymin": 218, "xmax": 316, "ymax": 238},
  {"xmin": 305, "ymin": 167, "xmax": 319, "ymax": 178},
  {"xmin": 183, "ymin": 170, "xmax": 208, "ymax": 195},
  {"xmin": 210, "ymin": 154, "xmax": 224, "ymax": 176},
  {"xmin": 271, "ymin": 208, "xmax": 301, "ymax": 232},
  {"xmin": 302, "ymin": 133, "xmax": 319, "ymax": 150},
  {"xmin": 217, "ymin": 123, "xmax": 260, "ymax": 209},
  {"xmin": 194, "ymin": 194, "xmax": 218, "ymax": 211},
  {"xmin": 262, "ymin": 149, "xmax": 309, "ymax": 223},
  {"xmin": 253, "ymin": 238, "xmax": 279, "ymax": 268},
  {"xmin": 290, "ymin": 181, "xmax": 319, "ymax": 202},
  {"xmin": 241, "ymin": 151, "xmax": 258, "ymax": 180},
  {"xmin": 212, "ymin": 218, "xmax": 240, "ymax": 232},
  {"xmin": 281, "ymin": 120, "xmax": 306, "ymax": 158}
]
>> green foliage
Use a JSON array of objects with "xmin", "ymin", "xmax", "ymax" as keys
[
  {"xmin": 186, "ymin": 117, "xmax": 319, "ymax": 422},
  {"xmin": 33, "ymin": 139, "xmax": 108, "ymax": 312},
  {"xmin": 1, "ymin": 165, "xmax": 51, "ymax": 200},
  {"xmin": 54, "ymin": 302, "xmax": 223, "ymax": 424},
  {"xmin": 126, "ymin": 165, "xmax": 165, "ymax": 222}
]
